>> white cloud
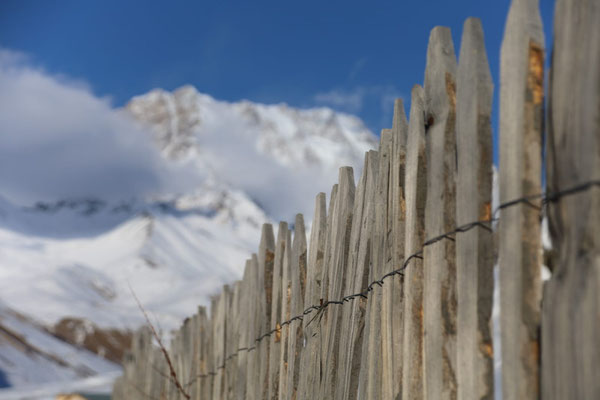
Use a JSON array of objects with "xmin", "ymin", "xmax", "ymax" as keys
[
  {"xmin": 0, "ymin": 49, "xmax": 197, "ymax": 206},
  {"xmin": 314, "ymin": 88, "xmax": 365, "ymax": 113},
  {"xmin": 314, "ymin": 85, "xmax": 404, "ymax": 119},
  {"xmin": 0, "ymin": 48, "xmax": 371, "ymax": 225},
  {"xmin": 193, "ymin": 101, "xmax": 341, "ymax": 222}
]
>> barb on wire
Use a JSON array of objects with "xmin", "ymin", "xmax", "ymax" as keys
[{"xmin": 179, "ymin": 179, "xmax": 599, "ymax": 387}]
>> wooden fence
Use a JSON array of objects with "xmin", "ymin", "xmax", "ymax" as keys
[{"xmin": 112, "ymin": 0, "xmax": 599, "ymax": 398}]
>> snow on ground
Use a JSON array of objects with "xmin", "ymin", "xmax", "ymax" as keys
[
  {"xmin": 0, "ymin": 189, "xmax": 266, "ymax": 333},
  {"xmin": 0, "ymin": 302, "xmax": 120, "ymax": 397}
]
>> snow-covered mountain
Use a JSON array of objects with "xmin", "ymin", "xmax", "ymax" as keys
[
  {"xmin": 127, "ymin": 85, "xmax": 375, "ymax": 170},
  {"xmin": 0, "ymin": 86, "xmax": 377, "ymax": 394},
  {"xmin": 126, "ymin": 85, "xmax": 376, "ymax": 221}
]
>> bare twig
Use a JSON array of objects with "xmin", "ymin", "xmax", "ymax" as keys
[{"xmin": 129, "ymin": 282, "xmax": 191, "ymax": 400}]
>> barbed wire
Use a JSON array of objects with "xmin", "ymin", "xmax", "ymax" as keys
[{"xmin": 171, "ymin": 178, "xmax": 599, "ymax": 388}]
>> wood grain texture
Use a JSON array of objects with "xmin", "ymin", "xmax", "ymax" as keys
[
  {"xmin": 455, "ymin": 17, "xmax": 494, "ymax": 400},
  {"xmin": 381, "ymin": 99, "xmax": 407, "ymax": 400},
  {"xmin": 257, "ymin": 225, "xmax": 276, "ymax": 400},
  {"xmin": 319, "ymin": 167, "xmax": 355, "ymax": 399},
  {"xmin": 359, "ymin": 130, "xmax": 392, "ymax": 400},
  {"xmin": 267, "ymin": 222, "xmax": 289, "ymax": 400},
  {"xmin": 334, "ymin": 150, "xmax": 378, "ymax": 400},
  {"xmin": 246, "ymin": 255, "xmax": 260, "ymax": 400},
  {"xmin": 236, "ymin": 260, "xmax": 253, "ymax": 399},
  {"xmin": 278, "ymin": 228, "xmax": 293, "ymax": 400},
  {"xmin": 423, "ymin": 25, "xmax": 458, "ymax": 400},
  {"xmin": 542, "ymin": 0, "xmax": 600, "ymax": 398},
  {"xmin": 211, "ymin": 286, "xmax": 230, "ymax": 400},
  {"xmin": 402, "ymin": 85, "xmax": 427, "ymax": 400},
  {"xmin": 499, "ymin": 1, "xmax": 544, "ymax": 398},
  {"xmin": 283, "ymin": 214, "xmax": 307, "ymax": 400},
  {"xmin": 297, "ymin": 193, "xmax": 327, "ymax": 400}
]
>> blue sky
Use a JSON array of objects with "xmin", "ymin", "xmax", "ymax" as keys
[{"xmin": 1, "ymin": 0, "xmax": 555, "ymax": 162}]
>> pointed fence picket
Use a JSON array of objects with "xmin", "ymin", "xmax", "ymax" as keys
[{"xmin": 455, "ymin": 17, "xmax": 495, "ymax": 400}]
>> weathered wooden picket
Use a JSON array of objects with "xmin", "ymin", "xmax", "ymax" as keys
[{"xmin": 112, "ymin": 0, "xmax": 600, "ymax": 398}]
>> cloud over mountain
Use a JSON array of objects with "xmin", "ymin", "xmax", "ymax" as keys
[{"xmin": 0, "ymin": 49, "xmax": 196, "ymax": 206}]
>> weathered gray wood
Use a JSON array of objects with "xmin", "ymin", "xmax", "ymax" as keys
[
  {"xmin": 256, "ymin": 224, "xmax": 276, "ymax": 400},
  {"xmin": 125, "ymin": 327, "xmax": 154, "ymax": 400},
  {"xmin": 499, "ymin": 0, "xmax": 544, "ymax": 399},
  {"xmin": 212, "ymin": 286, "xmax": 230, "ymax": 400},
  {"xmin": 319, "ymin": 167, "xmax": 356, "ymax": 399},
  {"xmin": 246, "ymin": 254, "xmax": 261, "ymax": 400},
  {"xmin": 203, "ymin": 304, "xmax": 216, "ymax": 400},
  {"xmin": 542, "ymin": 0, "xmax": 600, "ymax": 398},
  {"xmin": 422, "ymin": 25, "xmax": 458, "ymax": 400},
  {"xmin": 319, "ymin": 183, "xmax": 339, "ymax": 314},
  {"xmin": 278, "ymin": 228, "xmax": 293, "ymax": 400},
  {"xmin": 237, "ymin": 260, "xmax": 253, "ymax": 399},
  {"xmin": 195, "ymin": 307, "xmax": 210, "ymax": 400},
  {"xmin": 359, "ymin": 130, "xmax": 392, "ymax": 400},
  {"xmin": 455, "ymin": 17, "xmax": 494, "ymax": 400},
  {"xmin": 176, "ymin": 317, "xmax": 192, "ymax": 397},
  {"xmin": 335, "ymin": 150, "xmax": 379, "ymax": 400},
  {"xmin": 305, "ymin": 183, "xmax": 338, "ymax": 399},
  {"xmin": 284, "ymin": 214, "xmax": 307, "ymax": 400},
  {"xmin": 297, "ymin": 193, "xmax": 327, "ymax": 400},
  {"xmin": 226, "ymin": 282, "xmax": 241, "ymax": 399},
  {"xmin": 268, "ymin": 221, "xmax": 288, "ymax": 400},
  {"xmin": 381, "ymin": 99, "xmax": 408, "ymax": 400},
  {"xmin": 170, "ymin": 329, "xmax": 181, "ymax": 399},
  {"xmin": 402, "ymin": 84, "xmax": 427, "ymax": 400},
  {"xmin": 188, "ymin": 314, "xmax": 198, "ymax": 400}
]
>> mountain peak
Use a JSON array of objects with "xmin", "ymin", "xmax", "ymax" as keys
[{"xmin": 126, "ymin": 85, "xmax": 377, "ymax": 169}]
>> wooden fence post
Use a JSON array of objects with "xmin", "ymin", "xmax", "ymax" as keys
[
  {"xmin": 204, "ymin": 304, "xmax": 216, "ymax": 400},
  {"xmin": 268, "ymin": 222, "xmax": 289, "ymax": 400},
  {"xmin": 278, "ymin": 228, "xmax": 293, "ymax": 399},
  {"xmin": 196, "ymin": 306, "xmax": 210, "ymax": 400},
  {"xmin": 402, "ymin": 84, "xmax": 427, "ymax": 400},
  {"xmin": 499, "ymin": 0, "xmax": 544, "ymax": 399},
  {"xmin": 423, "ymin": 25, "xmax": 458, "ymax": 400},
  {"xmin": 237, "ymin": 260, "xmax": 253, "ymax": 399},
  {"xmin": 283, "ymin": 214, "xmax": 307, "ymax": 399},
  {"xmin": 211, "ymin": 290, "xmax": 226, "ymax": 400},
  {"xmin": 455, "ymin": 17, "xmax": 494, "ymax": 400},
  {"xmin": 359, "ymin": 130, "xmax": 392, "ymax": 400},
  {"xmin": 304, "ymin": 183, "xmax": 338, "ymax": 399},
  {"xmin": 319, "ymin": 167, "xmax": 356, "ymax": 399},
  {"xmin": 180, "ymin": 318, "xmax": 191, "ymax": 396},
  {"xmin": 335, "ymin": 150, "xmax": 379, "ymax": 400},
  {"xmin": 259, "ymin": 225, "xmax": 276, "ymax": 399},
  {"xmin": 297, "ymin": 193, "xmax": 327, "ymax": 400},
  {"xmin": 226, "ymin": 282, "xmax": 241, "ymax": 398},
  {"xmin": 381, "ymin": 99, "xmax": 408, "ymax": 400},
  {"xmin": 246, "ymin": 254, "xmax": 260, "ymax": 400},
  {"xmin": 542, "ymin": 0, "xmax": 600, "ymax": 398}
]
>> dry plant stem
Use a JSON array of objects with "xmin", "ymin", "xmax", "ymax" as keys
[{"xmin": 129, "ymin": 283, "xmax": 191, "ymax": 400}]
